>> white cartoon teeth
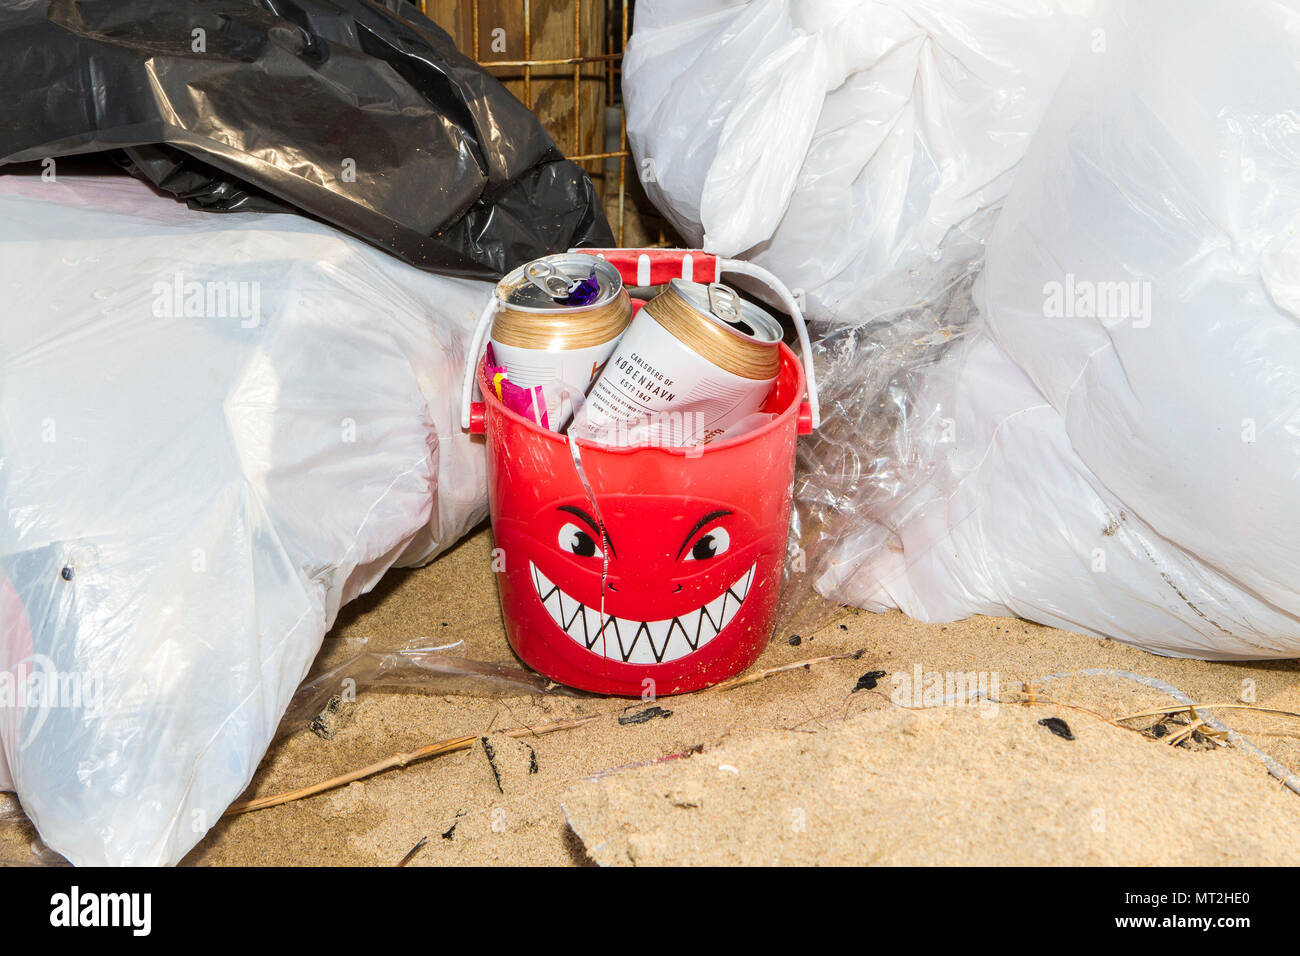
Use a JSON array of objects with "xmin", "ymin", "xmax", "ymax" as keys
[{"xmin": 530, "ymin": 562, "xmax": 756, "ymax": 664}]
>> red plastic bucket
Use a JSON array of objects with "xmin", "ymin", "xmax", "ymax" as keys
[{"xmin": 465, "ymin": 249, "xmax": 818, "ymax": 696}]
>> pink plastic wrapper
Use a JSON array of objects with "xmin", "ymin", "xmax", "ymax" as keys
[{"xmin": 484, "ymin": 343, "xmax": 549, "ymax": 428}]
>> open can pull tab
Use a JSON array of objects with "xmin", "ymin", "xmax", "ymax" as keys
[
  {"xmin": 525, "ymin": 260, "xmax": 574, "ymax": 299},
  {"xmin": 707, "ymin": 282, "xmax": 739, "ymax": 322}
]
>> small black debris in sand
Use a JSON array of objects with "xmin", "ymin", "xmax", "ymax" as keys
[
  {"xmin": 1038, "ymin": 716, "xmax": 1075, "ymax": 741},
  {"xmin": 788, "ymin": 634, "xmax": 802, "ymax": 646},
  {"xmin": 839, "ymin": 624, "xmax": 848, "ymax": 631},
  {"xmin": 1143, "ymin": 720, "xmax": 1170, "ymax": 740},
  {"xmin": 60, "ymin": 567, "xmax": 73, "ymax": 581},
  {"xmin": 481, "ymin": 736, "xmax": 504, "ymax": 793},
  {"xmin": 441, "ymin": 822, "xmax": 457, "ymax": 841},
  {"xmin": 619, "ymin": 705, "xmax": 673, "ymax": 725},
  {"xmin": 527, "ymin": 744, "xmax": 539, "ymax": 775},
  {"xmin": 853, "ymin": 670, "xmax": 888, "ymax": 693},
  {"xmin": 309, "ymin": 694, "xmax": 348, "ymax": 740}
]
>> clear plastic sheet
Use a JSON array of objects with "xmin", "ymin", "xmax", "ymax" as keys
[
  {"xmin": 278, "ymin": 644, "xmax": 579, "ymax": 743},
  {"xmin": 778, "ymin": 261, "xmax": 982, "ymax": 634}
]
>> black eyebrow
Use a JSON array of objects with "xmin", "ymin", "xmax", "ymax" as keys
[
  {"xmin": 676, "ymin": 510, "xmax": 732, "ymax": 560},
  {"xmin": 558, "ymin": 505, "xmax": 616, "ymax": 557}
]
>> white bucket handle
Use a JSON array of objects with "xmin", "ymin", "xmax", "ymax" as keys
[
  {"xmin": 718, "ymin": 257, "xmax": 820, "ymax": 429},
  {"xmin": 460, "ymin": 294, "xmax": 500, "ymax": 431}
]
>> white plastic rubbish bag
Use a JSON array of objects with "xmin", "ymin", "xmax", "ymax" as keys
[
  {"xmin": 818, "ymin": 0, "xmax": 1300, "ymax": 658},
  {"xmin": 623, "ymin": 0, "xmax": 1095, "ymax": 321},
  {"xmin": 629, "ymin": 0, "xmax": 1300, "ymax": 660},
  {"xmin": 0, "ymin": 173, "xmax": 490, "ymax": 864},
  {"xmin": 965, "ymin": 0, "xmax": 1300, "ymax": 657}
]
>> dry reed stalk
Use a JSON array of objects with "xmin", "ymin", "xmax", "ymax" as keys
[
  {"xmin": 224, "ymin": 715, "xmax": 596, "ymax": 816},
  {"xmin": 707, "ymin": 651, "xmax": 864, "ymax": 693},
  {"xmin": 1116, "ymin": 702, "xmax": 1300, "ymax": 723}
]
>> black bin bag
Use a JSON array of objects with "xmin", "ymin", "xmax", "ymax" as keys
[{"xmin": 0, "ymin": 0, "xmax": 614, "ymax": 277}]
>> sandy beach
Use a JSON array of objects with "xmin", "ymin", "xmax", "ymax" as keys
[{"xmin": 4, "ymin": 524, "xmax": 1299, "ymax": 867}]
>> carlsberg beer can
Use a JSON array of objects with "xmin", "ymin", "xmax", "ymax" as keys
[
  {"xmin": 574, "ymin": 279, "xmax": 782, "ymax": 446},
  {"xmin": 489, "ymin": 253, "xmax": 632, "ymax": 430}
]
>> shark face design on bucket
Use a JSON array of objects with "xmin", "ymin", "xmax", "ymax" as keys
[
  {"xmin": 501, "ymin": 494, "xmax": 770, "ymax": 667},
  {"xmin": 530, "ymin": 560, "xmax": 756, "ymax": 664}
]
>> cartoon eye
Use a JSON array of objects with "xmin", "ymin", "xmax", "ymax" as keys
[
  {"xmin": 558, "ymin": 521, "xmax": 603, "ymax": 559},
  {"xmin": 685, "ymin": 526, "xmax": 730, "ymax": 561}
]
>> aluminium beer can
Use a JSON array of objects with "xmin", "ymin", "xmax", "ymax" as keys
[
  {"xmin": 489, "ymin": 253, "xmax": 632, "ymax": 430},
  {"xmin": 572, "ymin": 279, "xmax": 782, "ymax": 447}
]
